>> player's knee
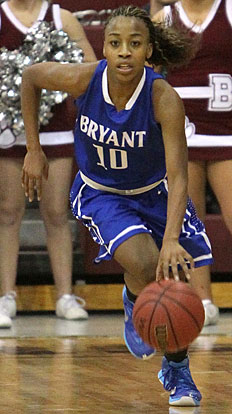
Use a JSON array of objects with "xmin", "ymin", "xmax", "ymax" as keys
[{"xmin": 133, "ymin": 259, "xmax": 157, "ymax": 285}]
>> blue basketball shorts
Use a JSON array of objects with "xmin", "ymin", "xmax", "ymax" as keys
[{"xmin": 70, "ymin": 172, "xmax": 213, "ymax": 268}]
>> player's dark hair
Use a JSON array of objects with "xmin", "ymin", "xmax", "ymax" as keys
[{"xmin": 105, "ymin": 5, "xmax": 199, "ymax": 69}]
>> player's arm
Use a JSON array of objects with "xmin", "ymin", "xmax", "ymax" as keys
[
  {"xmin": 21, "ymin": 61, "xmax": 97, "ymax": 201},
  {"xmin": 152, "ymin": 79, "xmax": 194, "ymax": 280},
  {"xmin": 60, "ymin": 8, "xmax": 97, "ymax": 62}
]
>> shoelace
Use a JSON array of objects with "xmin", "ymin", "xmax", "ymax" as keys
[{"xmin": 163, "ymin": 365, "xmax": 198, "ymax": 393}]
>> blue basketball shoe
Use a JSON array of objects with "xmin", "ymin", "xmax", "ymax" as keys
[
  {"xmin": 122, "ymin": 286, "xmax": 155, "ymax": 360},
  {"xmin": 158, "ymin": 356, "xmax": 202, "ymax": 406}
]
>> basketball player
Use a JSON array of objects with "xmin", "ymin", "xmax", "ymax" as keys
[
  {"xmin": 151, "ymin": 0, "xmax": 232, "ymax": 326},
  {"xmin": 21, "ymin": 6, "xmax": 213, "ymax": 407}
]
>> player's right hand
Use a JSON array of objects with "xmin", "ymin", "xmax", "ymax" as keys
[
  {"xmin": 22, "ymin": 149, "xmax": 49, "ymax": 202},
  {"xmin": 156, "ymin": 239, "xmax": 194, "ymax": 282}
]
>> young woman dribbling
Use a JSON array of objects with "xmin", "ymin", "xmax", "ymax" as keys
[{"xmin": 21, "ymin": 6, "xmax": 213, "ymax": 407}]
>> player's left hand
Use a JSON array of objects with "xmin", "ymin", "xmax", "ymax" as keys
[{"xmin": 156, "ymin": 238, "xmax": 195, "ymax": 282}]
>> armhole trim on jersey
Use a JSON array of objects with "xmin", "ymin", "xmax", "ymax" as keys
[
  {"xmin": 226, "ymin": 0, "xmax": 232, "ymax": 27},
  {"xmin": 52, "ymin": 4, "xmax": 62, "ymax": 30},
  {"xmin": 163, "ymin": 5, "xmax": 172, "ymax": 25},
  {"xmin": 37, "ymin": 1, "xmax": 49, "ymax": 23}
]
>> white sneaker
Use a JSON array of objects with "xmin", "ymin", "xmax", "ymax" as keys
[
  {"xmin": 0, "ymin": 291, "xmax": 17, "ymax": 328},
  {"xmin": 202, "ymin": 300, "xmax": 219, "ymax": 326},
  {"xmin": 56, "ymin": 294, "xmax": 88, "ymax": 320}
]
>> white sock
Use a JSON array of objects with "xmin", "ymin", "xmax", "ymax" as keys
[{"xmin": 202, "ymin": 299, "xmax": 212, "ymax": 306}]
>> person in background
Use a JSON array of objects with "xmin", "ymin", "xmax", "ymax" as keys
[
  {"xmin": 21, "ymin": 6, "xmax": 213, "ymax": 406},
  {"xmin": 0, "ymin": 0, "xmax": 96, "ymax": 328},
  {"xmin": 151, "ymin": 0, "xmax": 232, "ymax": 326}
]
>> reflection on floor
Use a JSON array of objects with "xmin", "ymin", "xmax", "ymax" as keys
[
  {"xmin": 0, "ymin": 311, "xmax": 231, "ymax": 413},
  {"xmin": 0, "ymin": 312, "xmax": 124, "ymax": 338},
  {"xmin": 0, "ymin": 310, "xmax": 231, "ymax": 339}
]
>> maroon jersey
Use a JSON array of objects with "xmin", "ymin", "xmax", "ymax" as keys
[
  {"xmin": 0, "ymin": 1, "xmax": 76, "ymax": 135},
  {"xmin": 165, "ymin": 0, "xmax": 232, "ymax": 147}
]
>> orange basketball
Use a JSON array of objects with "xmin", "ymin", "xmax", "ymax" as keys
[{"xmin": 133, "ymin": 279, "xmax": 205, "ymax": 353}]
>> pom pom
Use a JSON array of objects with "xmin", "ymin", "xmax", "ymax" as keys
[{"xmin": 0, "ymin": 21, "xmax": 84, "ymax": 147}]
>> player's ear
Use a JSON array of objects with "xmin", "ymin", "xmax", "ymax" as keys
[
  {"xmin": 146, "ymin": 43, "xmax": 153, "ymax": 60},
  {"xmin": 103, "ymin": 41, "xmax": 106, "ymax": 57}
]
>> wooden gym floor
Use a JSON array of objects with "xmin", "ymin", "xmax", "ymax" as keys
[{"xmin": 0, "ymin": 311, "xmax": 231, "ymax": 413}]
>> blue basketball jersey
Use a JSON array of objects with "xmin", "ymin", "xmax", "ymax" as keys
[
  {"xmin": 74, "ymin": 60, "xmax": 165, "ymax": 190},
  {"xmin": 71, "ymin": 61, "xmax": 213, "ymax": 269}
]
